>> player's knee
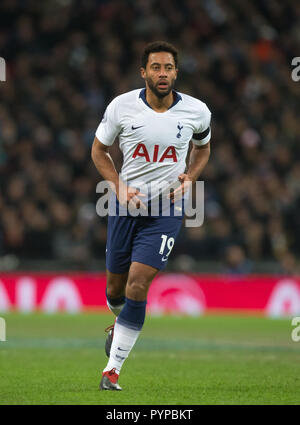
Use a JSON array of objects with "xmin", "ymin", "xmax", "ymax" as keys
[{"xmin": 127, "ymin": 278, "xmax": 149, "ymax": 297}]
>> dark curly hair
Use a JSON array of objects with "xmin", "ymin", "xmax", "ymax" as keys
[{"xmin": 141, "ymin": 41, "xmax": 178, "ymax": 69}]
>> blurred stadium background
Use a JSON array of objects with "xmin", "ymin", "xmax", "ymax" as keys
[
  {"xmin": 1, "ymin": 0, "xmax": 300, "ymax": 405},
  {"xmin": 1, "ymin": 0, "xmax": 300, "ymax": 274},
  {"xmin": 1, "ymin": 0, "xmax": 300, "ymax": 316},
  {"xmin": 0, "ymin": 0, "xmax": 300, "ymax": 314}
]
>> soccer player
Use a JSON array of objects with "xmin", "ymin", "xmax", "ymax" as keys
[{"xmin": 91, "ymin": 41, "xmax": 211, "ymax": 390}]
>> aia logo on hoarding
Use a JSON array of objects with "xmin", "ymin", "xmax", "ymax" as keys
[
  {"xmin": 148, "ymin": 274, "xmax": 206, "ymax": 315},
  {"xmin": 265, "ymin": 279, "xmax": 300, "ymax": 317},
  {"xmin": 0, "ymin": 277, "xmax": 82, "ymax": 313}
]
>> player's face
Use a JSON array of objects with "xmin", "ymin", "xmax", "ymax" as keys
[{"xmin": 141, "ymin": 52, "xmax": 178, "ymax": 99}]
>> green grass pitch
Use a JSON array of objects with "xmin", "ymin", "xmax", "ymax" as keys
[{"xmin": 0, "ymin": 312, "xmax": 299, "ymax": 405}]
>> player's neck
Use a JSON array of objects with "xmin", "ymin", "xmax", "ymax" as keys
[{"xmin": 145, "ymin": 88, "xmax": 174, "ymax": 112}]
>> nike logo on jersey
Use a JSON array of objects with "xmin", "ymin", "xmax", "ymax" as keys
[
  {"xmin": 162, "ymin": 256, "xmax": 168, "ymax": 262},
  {"xmin": 117, "ymin": 347, "xmax": 129, "ymax": 351},
  {"xmin": 131, "ymin": 125, "xmax": 144, "ymax": 130}
]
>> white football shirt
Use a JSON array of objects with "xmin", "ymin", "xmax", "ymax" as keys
[{"xmin": 95, "ymin": 88, "xmax": 211, "ymax": 200}]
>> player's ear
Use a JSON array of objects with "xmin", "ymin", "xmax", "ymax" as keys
[{"xmin": 140, "ymin": 67, "xmax": 146, "ymax": 80}]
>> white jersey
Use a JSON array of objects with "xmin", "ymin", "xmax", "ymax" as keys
[{"xmin": 95, "ymin": 88, "xmax": 211, "ymax": 200}]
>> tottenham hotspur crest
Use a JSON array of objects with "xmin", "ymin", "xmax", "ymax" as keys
[{"xmin": 176, "ymin": 122, "xmax": 183, "ymax": 138}]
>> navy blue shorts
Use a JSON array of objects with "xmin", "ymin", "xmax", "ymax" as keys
[{"xmin": 106, "ymin": 213, "xmax": 184, "ymax": 273}]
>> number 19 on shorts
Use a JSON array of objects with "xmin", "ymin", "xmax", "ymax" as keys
[{"xmin": 159, "ymin": 234, "xmax": 175, "ymax": 261}]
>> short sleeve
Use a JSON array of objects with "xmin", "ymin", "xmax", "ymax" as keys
[
  {"xmin": 95, "ymin": 98, "xmax": 121, "ymax": 146},
  {"xmin": 192, "ymin": 103, "xmax": 211, "ymax": 146}
]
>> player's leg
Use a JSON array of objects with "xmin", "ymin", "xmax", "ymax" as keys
[
  {"xmin": 100, "ymin": 215, "xmax": 183, "ymax": 390},
  {"xmin": 104, "ymin": 269, "xmax": 128, "ymax": 358},
  {"xmin": 100, "ymin": 262, "xmax": 158, "ymax": 390},
  {"xmin": 125, "ymin": 261, "xmax": 158, "ymax": 300},
  {"xmin": 103, "ymin": 214, "xmax": 135, "ymax": 360},
  {"xmin": 106, "ymin": 269, "xmax": 128, "ymax": 315}
]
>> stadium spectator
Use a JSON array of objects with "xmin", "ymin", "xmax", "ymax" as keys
[{"xmin": 223, "ymin": 244, "xmax": 253, "ymax": 275}]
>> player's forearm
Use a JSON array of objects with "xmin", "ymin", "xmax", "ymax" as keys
[
  {"xmin": 91, "ymin": 141, "xmax": 120, "ymax": 190},
  {"xmin": 186, "ymin": 143, "xmax": 210, "ymax": 182}
]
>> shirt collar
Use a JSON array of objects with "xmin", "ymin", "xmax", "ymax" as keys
[{"xmin": 139, "ymin": 88, "xmax": 182, "ymax": 110}]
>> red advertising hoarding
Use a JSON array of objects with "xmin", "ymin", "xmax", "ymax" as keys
[{"xmin": 1, "ymin": 273, "xmax": 300, "ymax": 317}]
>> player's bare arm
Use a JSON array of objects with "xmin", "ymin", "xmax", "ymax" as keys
[
  {"xmin": 91, "ymin": 137, "xmax": 145, "ymax": 209},
  {"xmin": 186, "ymin": 141, "xmax": 210, "ymax": 182},
  {"xmin": 91, "ymin": 137, "xmax": 119, "ymax": 188},
  {"xmin": 170, "ymin": 142, "xmax": 211, "ymax": 201}
]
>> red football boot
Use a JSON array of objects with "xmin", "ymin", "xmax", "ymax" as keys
[{"xmin": 99, "ymin": 368, "xmax": 122, "ymax": 391}]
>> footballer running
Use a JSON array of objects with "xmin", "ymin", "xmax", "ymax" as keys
[{"xmin": 91, "ymin": 41, "xmax": 211, "ymax": 390}]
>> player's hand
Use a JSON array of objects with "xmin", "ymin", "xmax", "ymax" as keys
[
  {"xmin": 117, "ymin": 181, "xmax": 147, "ymax": 210},
  {"xmin": 167, "ymin": 174, "xmax": 193, "ymax": 203}
]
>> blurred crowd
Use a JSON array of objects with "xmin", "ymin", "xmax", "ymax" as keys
[{"xmin": 0, "ymin": 0, "xmax": 300, "ymax": 273}]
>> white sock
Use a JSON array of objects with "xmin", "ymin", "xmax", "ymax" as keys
[
  {"xmin": 107, "ymin": 299, "xmax": 125, "ymax": 316},
  {"xmin": 104, "ymin": 322, "xmax": 141, "ymax": 374}
]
